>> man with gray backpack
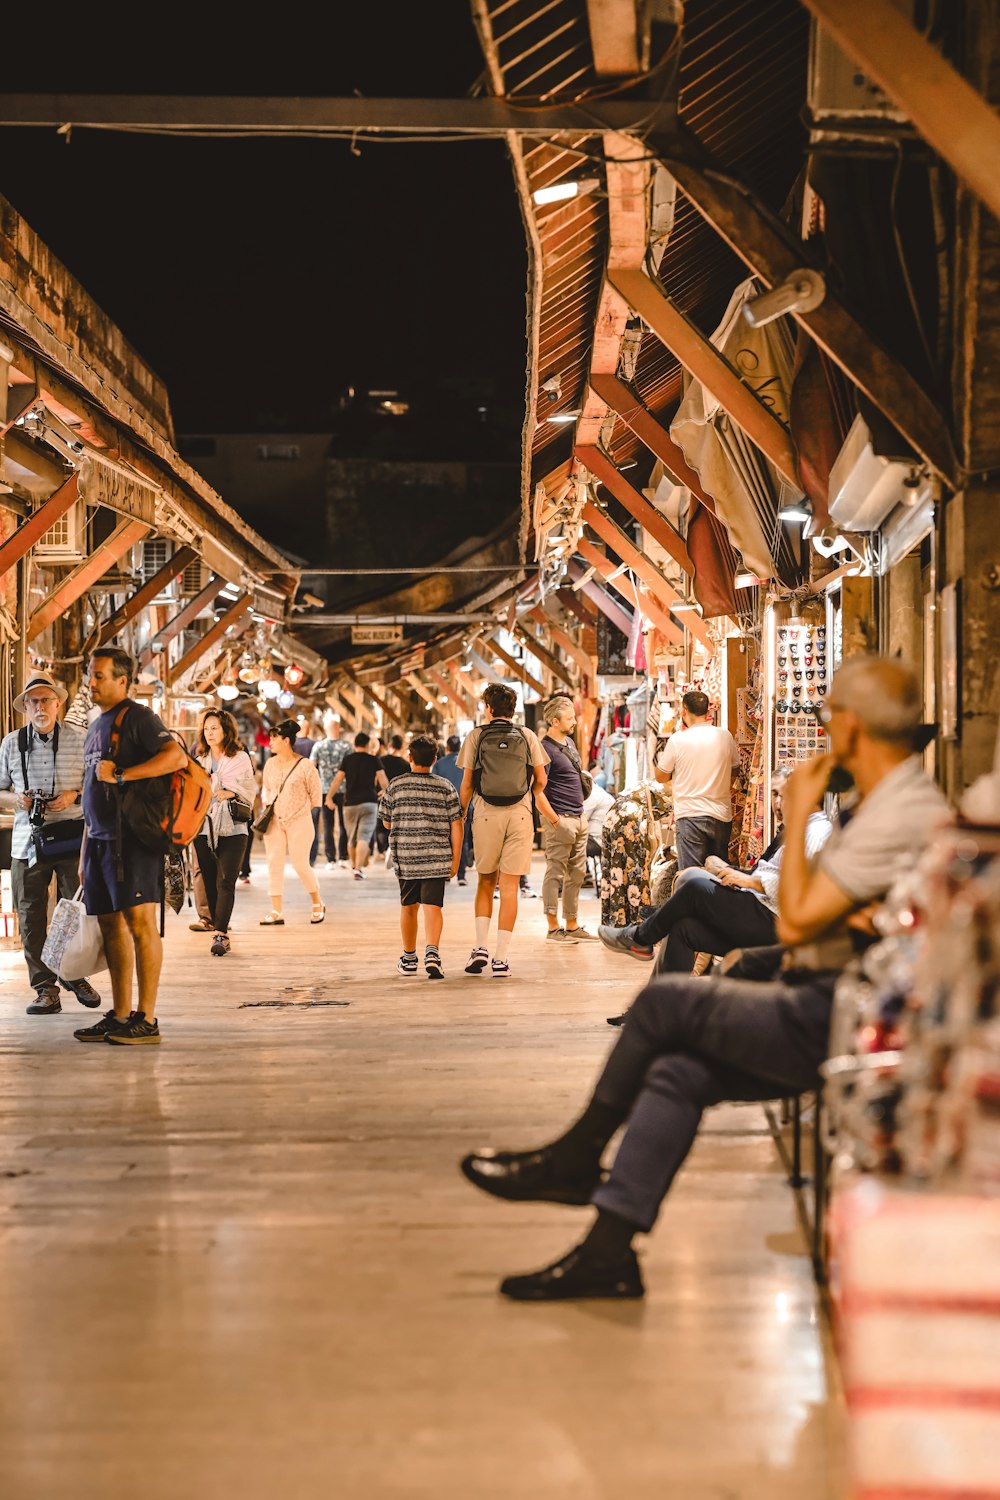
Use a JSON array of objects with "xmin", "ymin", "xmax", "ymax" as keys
[{"xmin": 457, "ymin": 682, "xmax": 553, "ymax": 977}]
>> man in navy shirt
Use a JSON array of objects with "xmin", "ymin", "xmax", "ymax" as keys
[
  {"xmin": 539, "ymin": 696, "xmax": 593, "ymax": 942},
  {"xmin": 75, "ymin": 647, "xmax": 185, "ymax": 1047}
]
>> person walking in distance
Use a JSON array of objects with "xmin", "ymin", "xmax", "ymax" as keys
[
  {"xmin": 539, "ymin": 695, "xmax": 595, "ymax": 943},
  {"xmin": 259, "ymin": 719, "xmax": 325, "ymax": 926},
  {"xmin": 310, "ymin": 714, "xmax": 351, "ymax": 867},
  {"xmin": 376, "ymin": 733, "xmax": 410, "ymax": 867},
  {"xmin": 74, "ymin": 648, "xmax": 186, "ymax": 1046},
  {"xmin": 0, "ymin": 671, "xmax": 101, "ymax": 1015},
  {"xmin": 191, "ymin": 708, "xmax": 258, "ymax": 956},
  {"xmin": 657, "ymin": 690, "xmax": 741, "ymax": 870},
  {"xmin": 457, "ymin": 683, "xmax": 553, "ymax": 978},
  {"xmin": 380, "ymin": 734, "xmax": 465, "ymax": 979},
  {"xmin": 327, "ymin": 732, "xmax": 388, "ymax": 880}
]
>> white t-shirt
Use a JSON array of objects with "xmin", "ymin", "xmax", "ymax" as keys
[{"xmin": 657, "ymin": 724, "xmax": 740, "ymax": 821}]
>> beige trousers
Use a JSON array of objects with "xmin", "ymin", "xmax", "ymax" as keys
[
  {"xmin": 540, "ymin": 813, "xmax": 589, "ymax": 922},
  {"xmin": 263, "ymin": 812, "xmax": 319, "ymax": 901}
]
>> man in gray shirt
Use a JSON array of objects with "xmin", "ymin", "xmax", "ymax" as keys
[
  {"xmin": 0, "ymin": 672, "xmax": 101, "ymax": 1015},
  {"xmin": 460, "ymin": 657, "xmax": 948, "ymax": 1301}
]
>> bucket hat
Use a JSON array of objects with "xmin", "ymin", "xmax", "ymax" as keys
[{"xmin": 13, "ymin": 671, "xmax": 68, "ymax": 714}]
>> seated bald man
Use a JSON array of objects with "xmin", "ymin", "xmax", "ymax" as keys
[{"xmin": 460, "ymin": 656, "xmax": 949, "ymax": 1301}]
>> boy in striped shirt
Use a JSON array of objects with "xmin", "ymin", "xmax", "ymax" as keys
[{"xmin": 380, "ymin": 735, "xmax": 465, "ymax": 979}]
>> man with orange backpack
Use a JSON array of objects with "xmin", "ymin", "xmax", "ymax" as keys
[{"xmin": 75, "ymin": 648, "xmax": 187, "ymax": 1047}]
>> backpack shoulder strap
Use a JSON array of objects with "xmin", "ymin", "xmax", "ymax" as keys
[
  {"xmin": 17, "ymin": 726, "xmax": 28, "ymax": 789},
  {"xmin": 107, "ymin": 701, "xmax": 132, "ymax": 761}
]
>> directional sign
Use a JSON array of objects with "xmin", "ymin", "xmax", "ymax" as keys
[{"xmin": 351, "ymin": 624, "xmax": 404, "ymax": 645}]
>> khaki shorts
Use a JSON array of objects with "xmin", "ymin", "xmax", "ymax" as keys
[{"xmin": 471, "ymin": 799, "xmax": 535, "ymax": 876}]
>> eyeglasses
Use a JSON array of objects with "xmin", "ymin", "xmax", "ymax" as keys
[{"xmin": 25, "ymin": 696, "xmax": 58, "ymax": 709}]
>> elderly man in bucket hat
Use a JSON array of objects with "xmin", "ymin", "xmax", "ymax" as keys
[{"xmin": 0, "ymin": 670, "xmax": 101, "ymax": 1015}]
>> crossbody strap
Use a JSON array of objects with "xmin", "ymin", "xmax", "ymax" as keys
[
  {"xmin": 271, "ymin": 756, "xmax": 304, "ymax": 811},
  {"xmin": 18, "ymin": 723, "xmax": 59, "ymax": 798}
]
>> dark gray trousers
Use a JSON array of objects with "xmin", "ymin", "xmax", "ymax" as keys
[
  {"xmin": 11, "ymin": 854, "xmax": 80, "ymax": 990},
  {"xmin": 591, "ymin": 968, "xmax": 837, "ymax": 1232},
  {"xmin": 635, "ymin": 870, "xmax": 777, "ymax": 971}
]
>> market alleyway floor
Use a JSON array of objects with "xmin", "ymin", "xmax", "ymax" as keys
[{"xmin": 0, "ymin": 852, "xmax": 846, "ymax": 1500}]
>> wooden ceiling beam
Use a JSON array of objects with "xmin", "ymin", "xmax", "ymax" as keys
[
  {"xmin": 138, "ymin": 576, "xmax": 220, "ymax": 667},
  {"xmin": 799, "ymin": 0, "xmax": 1000, "ymax": 230},
  {"xmin": 97, "ymin": 544, "xmax": 198, "ymax": 646},
  {"xmin": 405, "ymin": 674, "xmax": 440, "ymax": 713},
  {"xmin": 586, "ymin": 0, "xmax": 641, "ymax": 76},
  {"xmin": 608, "ymin": 266, "xmax": 800, "ymax": 488},
  {"xmin": 166, "ymin": 596, "xmax": 250, "ymax": 685},
  {"xmin": 659, "ymin": 147, "xmax": 959, "ymax": 485},
  {"xmin": 563, "ymin": 561, "xmax": 635, "ymax": 638},
  {"xmin": 530, "ymin": 606, "xmax": 594, "ymax": 678},
  {"xmin": 581, "ymin": 498, "xmax": 714, "ymax": 649},
  {"xmin": 555, "ymin": 586, "xmax": 598, "ymax": 628},
  {"xmin": 0, "ymin": 473, "xmax": 79, "ymax": 581},
  {"xmin": 587, "ymin": 372, "xmax": 716, "ymax": 512},
  {"xmin": 576, "ymin": 536, "xmax": 684, "ymax": 649},
  {"xmin": 577, "ymin": 442, "xmax": 694, "ymax": 574},
  {"xmin": 512, "ymin": 621, "xmax": 575, "ymax": 690},
  {"xmin": 480, "ymin": 637, "xmax": 545, "ymax": 698},
  {"xmin": 27, "ymin": 517, "xmax": 150, "ymax": 643}
]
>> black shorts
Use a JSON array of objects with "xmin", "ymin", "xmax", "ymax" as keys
[
  {"xmin": 84, "ymin": 836, "xmax": 164, "ymax": 915},
  {"xmin": 398, "ymin": 877, "xmax": 446, "ymax": 908}
]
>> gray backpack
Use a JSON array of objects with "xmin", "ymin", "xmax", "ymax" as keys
[{"xmin": 472, "ymin": 720, "xmax": 532, "ymax": 806}]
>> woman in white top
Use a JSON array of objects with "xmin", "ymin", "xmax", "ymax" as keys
[
  {"xmin": 259, "ymin": 718, "xmax": 324, "ymax": 926},
  {"xmin": 192, "ymin": 709, "xmax": 259, "ymax": 956}
]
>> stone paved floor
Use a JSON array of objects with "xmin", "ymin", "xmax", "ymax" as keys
[{"xmin": 0, "ymin": 851, "xmax": 846, "ymax": 1498}]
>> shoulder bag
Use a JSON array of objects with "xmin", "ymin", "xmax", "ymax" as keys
[
  {"xmin": 252, "ymin": 758, "xmax": 303, "ymax": 836},
  {"xmin": 19, "ymin": 725, "xmax": 85, "ymax": 864}
]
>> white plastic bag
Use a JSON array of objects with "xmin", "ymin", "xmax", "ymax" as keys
[{"xmin": 40, "ymin": 887, "xmax": 108, "ymax": 981}]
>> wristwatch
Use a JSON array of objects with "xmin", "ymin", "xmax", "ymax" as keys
[{"xmin": 115, "ymin": 769, "xmax": 125, "ymax": 788}]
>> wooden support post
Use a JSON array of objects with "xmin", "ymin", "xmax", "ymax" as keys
[
  {"xmin": 347, "ymin": 677, "xmax": 397, "ymax": 726},
  {"xmin": 446, "ymin": 660, "xmax": 480, "ymax": 716},
  {"xmin": 346, "ymin": 679, "xmax": 377, "ymax": 730},
  {"xmin": 27, "ymin": 518, "xmax": 150, "ymax": 643},
  {"xmin": 480, "ymin": 637, "xmax": 546, "ymax": 698},
  {"xmin": 581, "ymin": 498, "xmax": 714, "ymax": 649},
  {"xmin": 0, "ymin": 474, "xmax": 80, "ymax": 581},
  {"xmin": 97, "ymin": 544, "xmax": 198, "ymax": 646},
  {"xmin": 588, "ymin": 372, "xmax": 716, "ymax": 511},
  {"xmin": 139, "ymin": 577, "xmax": 220, "ymax": 667},
  {"xmin": 608, "ymin": 266, "xmax": 800, "ymax": 487},
  {"xmin": 166, "ymin": 596, "xmax": 250, "ymax": 685},
  {"xmin": 576, "ymin": 443, "xmax": 694, "ymax": 574},
  {"xmin": 331, "ymin": 686, "xmax": 359, "ymax": 733},
  {"xmin": 512, "ymin": 622, "xmax": 575, "ymax": 690},
  {"xmin": 425, "ymin": 665, "xmax": 471, "ymax": 719}
]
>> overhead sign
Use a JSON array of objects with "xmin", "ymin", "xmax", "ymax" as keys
[{"xmin": 352, "ymin": 624, "xmax": 404, "ymax": 645}]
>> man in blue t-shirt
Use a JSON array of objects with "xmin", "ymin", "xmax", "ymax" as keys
[
  {"xmin": 75, "ymin": 648, "xmax": 186, "ymax": 1048},
  {"xmin": 539, "ymin": 696, "xmax": 593, "ymax": 943}
]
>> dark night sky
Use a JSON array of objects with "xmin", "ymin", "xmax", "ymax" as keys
[{"xmin": 0, "ymin": 3, "xmax": 527, "ymax": 434}]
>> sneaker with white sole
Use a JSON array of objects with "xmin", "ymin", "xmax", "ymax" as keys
[
  {"xmin": 464, "ymin": 947, "xmax": 489, "ymax": 975},
  {"xmin": 491, "ymin": 959, "xmax": 511, "ymax": 977},
  {"xmin": 425, "ymin": 949, "xmax": 444, "ymax": 980},
  {"xmin": 397, "ymin": 953, "xmax": 418, "ymax": 976}
]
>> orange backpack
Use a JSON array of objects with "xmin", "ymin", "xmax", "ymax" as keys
[{"xmin": 108, "ymin": 703, "xmax": 212, "ymax": 853}]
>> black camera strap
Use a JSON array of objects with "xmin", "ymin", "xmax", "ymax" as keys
[{"xmin": 17, "ymin": 722, "xmax": 59, "ymax": 800}]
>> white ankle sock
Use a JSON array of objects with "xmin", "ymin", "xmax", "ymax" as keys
[
  {"xmin": 475, "ymin": 917, "xmax": 490, "ymax": 948},
  {"xmin": 495, "ymin": 929, "xmax": 512, "ymax": 962}
]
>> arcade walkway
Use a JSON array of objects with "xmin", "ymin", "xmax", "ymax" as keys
[{"xmin": 0, "ymin": 854, "xmax": 845, "ymax": 1499}]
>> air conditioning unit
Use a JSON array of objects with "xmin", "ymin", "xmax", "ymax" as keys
[
  {"xmin": 828, "ymin": 414, "xmax": 923, "ymax": 532},
  {"xmin": 808, "ymin": 17, "xmax": 911, "ymax": 123},
  {"xmin": 140, "ymin": 537, "xmax": 173, "ymax": 584},
  {"xmin": 33, "ymin": 498, "xmax": 87, "ymax": 561},
  {"xmin": 179, "ymin": 557, "xmax": 211, "ymax": 596}
]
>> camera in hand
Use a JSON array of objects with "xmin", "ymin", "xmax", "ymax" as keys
[{"xmin": 28, "ymin": 792, "xmax": 49, "ymax": 826}]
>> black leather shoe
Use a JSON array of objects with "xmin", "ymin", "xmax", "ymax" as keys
[
  {"xmin": 460, "ymin": 1147, "xmax": 603, "ymax": 1206},
  {"xmin": 500, "ymin": 1244, "xmax": 644, "ymax": 1302},
  {"xmin": 606, "ymin": 1011, "xmax": 629, "ymax": 1027}
]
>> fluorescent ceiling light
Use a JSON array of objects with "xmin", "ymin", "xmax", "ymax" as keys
[
  {"xmin": 778, "ymin": 504, "xmax": 811, "ymax": 523},
  {"xmin": 532, "ymin": 177, "xmax": 600, "ymax": 207},
  {"xmin": 672, "ymin": 600, "xmax": 701, "ymax": 613},
  {"xmin": 734, "ymin": 572, "xmax": 759, "ymax": 589},
  {"xmin": 547, "ymin": 411, "xmax": 582, "ymax": 425}
]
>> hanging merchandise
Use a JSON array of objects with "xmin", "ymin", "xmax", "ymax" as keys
[{"xmin": 773, "ymin": 617, "xmax": 828, "ymax": 770}]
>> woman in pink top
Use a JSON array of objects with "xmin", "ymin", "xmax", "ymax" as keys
[
  {"xmin": 259, "ymin": 719, "xmax": 324, "ymax": 926},
  {"xmin": 192, "ymin": 709, "xmax": 259, "ymax": 956}
]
